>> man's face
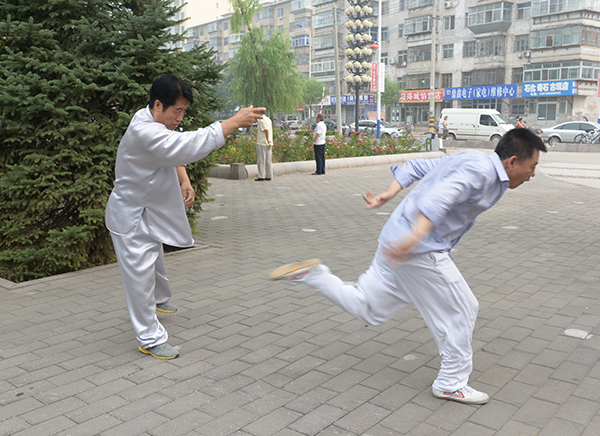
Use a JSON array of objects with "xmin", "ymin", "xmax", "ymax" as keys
[
  {"xmin": 151, "ymin": 96, "xmax": 189, "ymax": 130},
  {"xmin": 505, "ymin": 149, "xmax": 540, "ymax": 189}
]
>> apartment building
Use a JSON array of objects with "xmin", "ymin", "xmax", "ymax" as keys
[{"xmin": 185, "ymin": 0, "xmax": 600, "ymax": 126}]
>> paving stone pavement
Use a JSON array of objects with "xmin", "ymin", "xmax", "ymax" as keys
[{"xmin": 2, "ymin": 150, "xmax": 600, "ymax": 436}]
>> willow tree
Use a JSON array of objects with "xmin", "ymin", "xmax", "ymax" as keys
[{"xmin": 228, "ymin": 0, "xmax": 302, "ymax": 114}]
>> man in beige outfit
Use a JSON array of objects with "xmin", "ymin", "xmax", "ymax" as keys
[{"xmin": 256, "ymin": 111, "xmax": 274, "ymax": 181}]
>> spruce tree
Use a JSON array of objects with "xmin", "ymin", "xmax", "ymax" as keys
[{"xmin": 0, "ymin": 0, "xmax": 223, "ymax": 282}]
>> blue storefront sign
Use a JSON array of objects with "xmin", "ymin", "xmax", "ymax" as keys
[
  {"xmin": 331, "ymin": 94, "xmax": 375, "ymax": 105},
  {"xmin": 444, "ymin": 84, "xmax": 518, "ymax": 100},
  {"xmin": 522, "ymin": 80, "xmax": 578, "ymax": 97}
]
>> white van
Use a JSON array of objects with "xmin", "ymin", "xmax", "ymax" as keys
[{"xmin": 440, "ymin": 108, "xmax": 513, "ymax": 142}]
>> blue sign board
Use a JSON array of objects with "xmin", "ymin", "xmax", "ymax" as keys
[
  {"xmin": 331, "ymin": 94, "xmax": 375, "ymax": 105},
  {"xmin": 444, "ymin": 84, "xmax": 518, "ymax": 100},
  {"xmin": 522, "ymin": 80, "xmax": 578, "ymax": 97}
]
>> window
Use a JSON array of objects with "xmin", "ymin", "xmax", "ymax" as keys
[
  {"xmin": 582, "ymin": 26, "xmax": 600, "ymax": 48},
  {"xmin": 512, "ymin": 67, "xmax": 524, "ymax": 83},
  {"xmin": 402, "ymin": 73, "xmax": 430, "ymax": 90},
  {"xmin": 381, "ymin": 52, "xmax": 389, "ymax": 64},
  {"xmin": 224, "ymin": 22, "xmax": 229, "ymax": 30},
  {"xmin": 223, "ymin": 37, "xmax": 228, "ymax": 46},
  {"xmin": 514, "ymin": 34, "xmax": 529, "ymax": 52},
  {"xmin": 443, "ymin": 44, "xmax": 454, "ymax": 59},
  {"xmin": 277, "ymin": 7, "xmax": 284, "ymax": 17},
  {"xmin": 398, "ymin": 50, "xmax": 408, "ymax": 64},
  {"xmin": 408, "ymin": 45, "xmax": 431, "ymax": 62},
  {"xmin": 313, "ymin": 11, "xmax": 334, "ymax": 28},
  {"xmin": 209, "ymin": 37, "xmax": 222, "ymax": 48},
  {"xmin": 532, "ymin": 0, "xmax": 580, "ymax": 16},
  {"xmin": 462, "ymin": 69, "xmax": 505, "ymax": 86},
  {"xmin": 313, "ymin": 35, "xmax": 333, "ymax": 50},
  {"xmin": 511, "ymin": 98, "xmax": 526, "ymax": 115},
  {"xmin": 407, "ymin": 0, "xmax": 433, "ymax": 9},
  {"xmin": 531, "ymin": 26, "xmax": 580, "ymax": 48},
  {"xmin": 463, "ymin": 41, "xmax": 476, "ymax": 57},
  {"xmin": 382, "ymin": 27, "xmax": 389, "ymax": 41},
  {"xmin": 523, "ymin": 60, "xmax": 600, "ymax": 82},
  {"xmin": 405, "ymin": 16, "xmax": 432, "ymax": 35},
  {"xmin": 292, "ymin": 35, "xmax": 311, "ymax": 47},
  {"xmin": 441, "ymin": 73, "xmax": 452, "ymax": 88},
  {"xmin": 517, "ymin": 3, "xmax": 531, "ymax": 19},
  {"xmin": 477, "ymin": 36, "xmax": 505, "ymax": 56},
  {"xmin": 468, "ymin": 2, "xmax": 512, "ymax": 26},
  {"xmin": 444, "ymin": 16, "xmax": 455, "ymax": 31},
  {"xmin": 398, "ymin": 24, "xmax": 404, "ymax": 38},
  {"xmin": 208, "ymin": 22, "xmax": 221, "ymax": 33},
  {"xmin": 382, "ymin": 1, "xmax": 389, "ymax": 14},
  {"xmin": 257, "ymin": 8, "xmax": 274, "ymax": 20}
]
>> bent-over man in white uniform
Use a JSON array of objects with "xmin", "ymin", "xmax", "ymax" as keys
[
  {"xmin": 106, "ymin": 74, "xmax": 264, "ymax": 359},
  {"xmin": 271, "ymin": 128, "xmax": 546, "ymax": 403}
]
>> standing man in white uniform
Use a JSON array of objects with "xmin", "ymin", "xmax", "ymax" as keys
[
  {"xmin": 271, "ymin": 128, "xmax": 546, "ymax": 403},
  {"xmin": 106, "ymin": 74, "xmax": 264, "ymax": 359},
  {"xmin": 255, "ymin": 110, "xmax": 273, "ymax": 181}
]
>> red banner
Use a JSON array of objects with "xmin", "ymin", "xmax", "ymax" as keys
[
  {"xmin": 399, "ymin": 89, "xmax": 444, "ymax": 103},
  {"xmin": 371, "ymin": 63, "xmax": 377, "ymax": 93}
]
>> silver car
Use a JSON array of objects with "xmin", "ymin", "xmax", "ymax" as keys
[
  {"xmin": 345, "ymin": 120, "xmax": 404, "ymax": 138},
  {"xmin": 540, "ymin": 121, "xmax": 600, "ymax": 146}
]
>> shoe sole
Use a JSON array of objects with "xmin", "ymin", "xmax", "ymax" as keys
[
  {"xmin": 269, "ymin": 259, "xmax": 321, "ymax": 280},
  {"xmin": 156, "ymin": 307, "xmax": 177, "ymax": 313},
  {"xmin": 432, "ymin": 391, "xmax": 489, "ymax": 405},
  {"xmin": 138, "ymin": 346, "xmax": 179, "ymax": 360}
]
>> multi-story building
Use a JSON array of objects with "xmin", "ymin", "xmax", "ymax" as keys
[
  {"xmin": 383, "ymin": 0, "xmax": 600, "ymax": 126},
  {"xmin": 185, "ymin": 0, "xmax": 600, "ymax": 126}
]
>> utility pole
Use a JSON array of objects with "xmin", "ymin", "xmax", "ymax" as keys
[
  {"xmin": 429, "ymin": 0, "xmax": 437, "ymax": 133},
  {"xmin": 376, "ymin": 0, "xmax": 381, "ymax": 138},
  {"xmin": 333, "ymin": 6, "xmax": 343, "ymax": 135}
]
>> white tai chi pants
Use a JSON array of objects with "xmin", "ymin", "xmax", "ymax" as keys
[
  {"xmin": 110, "ymin": 212, "xmax": 172, "ymax": 349},
  {"xmin": 304, "ymin": 247, "xmax": 479, "ymax": 392},
  {"xmin": 256, "ymin": 145, "xmax": 273, "ymax": 179}
]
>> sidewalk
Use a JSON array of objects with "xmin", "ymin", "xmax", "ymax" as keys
[{"xmin": 2, "ymin": 150, "xmax": 600, "ymax": 436}]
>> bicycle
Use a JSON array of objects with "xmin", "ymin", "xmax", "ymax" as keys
[{"xmin": 574, "ymin": 130, "xmax": 600, "ymax": 144}]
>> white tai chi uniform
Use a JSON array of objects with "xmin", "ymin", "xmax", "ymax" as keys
[
  {"xmin": 106, "ymin": 106, "xmax": 225, "ymax": 348},
  {"xmin": 256, "ymin": 115, "xmax": 273, "ymax": 179},
  {"xmin": 304, "ymin": 151, "xmax": 509, "ymax": 392}
]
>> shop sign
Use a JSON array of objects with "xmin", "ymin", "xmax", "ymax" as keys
[
  {"xmin": 329, "ymin": 94, "xmax": 375, "ymax": 105},
  {"xmin": 444, "ymin": 84, "xmax": 518, "ymax": 100},
  {"xmin": 399, "ymin": 89, "xmax": 444, "ymax": 103},
  {"xmin": 522, "ymin": 80, "xmax": 578, "ymax": 97}
]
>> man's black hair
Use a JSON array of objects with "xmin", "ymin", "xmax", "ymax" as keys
[
  {"xmin": 495, "ymin": 128, "xmax": 547, "ymax": 162},
  {"xmin": 149, "ymin": 74, "xmax": 194, "ymax": 110}
]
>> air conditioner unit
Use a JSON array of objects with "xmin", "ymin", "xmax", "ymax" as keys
[
  {"xmin": 401, "ymin": 61, "xmax": 407, "ymax": 67},
  {"xmin": 523, "ymin": 50, "xmax": 531, "ymax": 57},
  {"xmin": 388, "ymin": 58, "xmax": 395, "ymax": 64},
  {"xmin": 517, "ymin": 52, "xmax": 523, "ymax": 58},
  {"xmin": 443, "ymin": 1, "xmax": 453, "ymax": 8}
]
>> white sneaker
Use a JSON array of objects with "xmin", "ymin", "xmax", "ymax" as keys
[
  {"xmin": 269, "ymin": 259, "xmax": 321, "ymax": 282},
  {"xmin": 432, "ymin": 385, "xmax": 489, "ymax": 405}
]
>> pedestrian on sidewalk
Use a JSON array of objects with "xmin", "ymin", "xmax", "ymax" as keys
[
  {"xmin": 311, "ymin": 113, "xmax": 327, "ymax": 175},
  {"xmin": 271, "ymin": 128, "xmax": 546, "ymax": 403},
  {"xmin": 106, "ymin": 74, "xmax": 264, "ymax": 359},
  {"xmin": 255, "ymin": 110, "xmax": 273, "ymax": 181}
]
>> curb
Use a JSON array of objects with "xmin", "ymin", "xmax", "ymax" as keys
[{"xmin": 209, "ymin": 150, "xmax": 447, "ymax": 179}]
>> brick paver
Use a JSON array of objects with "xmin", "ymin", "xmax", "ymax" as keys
[{"xmin": 2, "ymin": 150, "xmax": 600, "ymax": 435}]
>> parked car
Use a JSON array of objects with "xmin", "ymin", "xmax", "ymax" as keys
[
  {"xmin": 311, "ymin": 118, "xmax": 337, "ymax": 132},
  {"xmin": 344, "ymin": 120, "xmax": 404, "ymax": 138},
  {"xmin": 539, "ymin": 121, "xmax": 600, "ymax": 146},
  {"xmin": 284, "ymin": 115, "xmax": 301, "ymax": 130}
]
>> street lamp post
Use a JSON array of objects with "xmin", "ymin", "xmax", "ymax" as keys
[{"xmin": 344, "ymin": 0, "xmax": 374, "ymax": 135}]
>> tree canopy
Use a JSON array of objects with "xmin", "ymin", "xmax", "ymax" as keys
[
  {"xmin": 0, "ymin": 0, "xmax": 224, "ymax": 282},
  {"xmin": 227, "ymin": 0, "xmax": 303, "ymax": 115}
]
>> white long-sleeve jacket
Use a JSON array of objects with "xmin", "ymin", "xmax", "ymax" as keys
[{"xmin": 105, "ymin": 106, "xmax": 225, "ymax": 247}]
